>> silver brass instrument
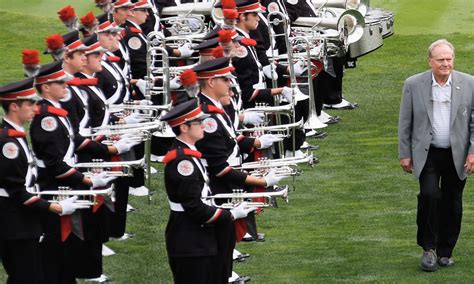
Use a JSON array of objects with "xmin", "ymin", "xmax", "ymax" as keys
[
  {"xmin": 203, "ymin": 186, "xmax": 289, "ymax": 209},
  {"xmin": 235, "ymin": 153, "xmax": 314, "ymax": 170},
  {"xmin": 293, "ymin": 9, "xmax": 365, "ymax": 47},
  {"xmin": 162, "ymin": 14, "xmax": 207, "ymax": 37},
  {"xmin": 39, "ymin": 186, "xmax": 113, "ymax": 207},
  {"xmin": 236, "ymin": 118, "xmax": 304, "ymax": 138},
  {"xmin": 248, "ymin": 165, "xmax": 300, "ymax": 178},
  {"xmin": 312, "ymin": 0, "xmax": 370, "ymax": 16},
  {"xmin": 74, "ymin": 158, "xmax": 146, "ymax": 178}
]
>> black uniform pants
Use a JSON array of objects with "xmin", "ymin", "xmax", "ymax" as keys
[
  {"xmin": 169, "ymin": 255, "xmax": 215, "ymax": 284},
  {"xmin": 417, "ymin": 146, "xmax": 466, "ymax": 257},
  {"xmin": 1, "ymin": 238, "xmax": 43, "ymax": 284}
]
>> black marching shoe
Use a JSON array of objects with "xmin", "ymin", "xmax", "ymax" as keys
[
  {"xmin": 421, "ymin": 249, "xmax": 438, "ymax": 272},
  {"xmin": 438, "ymin": 257, "xmax": 455, "ymax": 267}
]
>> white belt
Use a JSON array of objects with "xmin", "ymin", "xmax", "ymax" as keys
[
  {"xmin": 168, "ymin": 200, "xmax": 184, "ymax": 212},
  {"xmin": 227, "ymin": 156, "xmax": 242, "ymax": 167},
  {"xmin": 0, "ymin": 188, "xmax": 10, "ymax": 197}
]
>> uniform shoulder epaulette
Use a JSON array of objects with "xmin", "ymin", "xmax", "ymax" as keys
[
  {"xmin": 162, "ymin": 148, "xmax": 202, "ymax": 164},
  {"xmin": 0, "ymin": 128, "xmax": 26, "ymax": 138},
  {"xmin": 106, "ymin": 55, "xmax": 121, "ymax": 62},
  {"xmin": 130, "ymin": 27, "xmax": 142, "ymax": 34},
  {"xmin": 201, "ymin": 103, "xmax": 225, "ymax": 114},
  {"xmin": 67, "ymin": 78, "xmax": 98, "ymax": 86},
  {"xmin": 34, "ymin": 104, "xmax": 68, "ymax": 117}
]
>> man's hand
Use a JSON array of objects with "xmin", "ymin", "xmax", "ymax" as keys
[
  {"xmin": 464, "ymin": 153, "xmax": 474, "ymax": 175},
  {"xmin": 400, "ymin": 158, "xmax": 413, "ymax": 173}
]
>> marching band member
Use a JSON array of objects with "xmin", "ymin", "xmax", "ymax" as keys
[
  {"xmin": 30, "ymin": 61, "xmax": 136, "ymax": 283},
  {"xmin": 191, "ymin": 57, "xmax": 288, "ymax": 282},
  {"xmin": 161, "ymin": 98, "xmax": 254, "ymax": 284},
  {"xmin": 0, "ymin": 77, "xmax": 84, "ymax": 284}
]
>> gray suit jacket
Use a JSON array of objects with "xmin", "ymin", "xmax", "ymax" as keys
[{"xmin": 398, "ymin": 70, "xmax": 474, "ymax": 179}]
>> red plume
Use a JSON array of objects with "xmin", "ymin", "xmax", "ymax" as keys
[
  {"xmin": 58, "ymin": 5, "xmax": 76, "ymax": 22},
  {"xmin": 212, "ymin": 46, "xmax": 224, "ymax": 58},
  {"xmin": 218, "ymin": 29, "xmax": 233, "ymax": 44},
  {"xmin": 223, "ymin": 9, "xmax": 238, "ymax": 19},
  {"xmin": 46, "ymin": 34, "xmax": 65, "ymax": 50},
  {"xmin": 81, "ymin": 12, "xmax": 96, "ymax": 27},
  {"xmin": 180, "ymin": 70, "xmax": 198, "ymax": 87},
  {"xmin": 22, "ymin": 49, "xmax": 40, "ymax": 65},
  {"xmin": 239, "ymin": 38, "xmax": 257, "ymax": 47},
  {"xmin": 221, "ymin": 0, "xmax": 236, "ymax": 9}
]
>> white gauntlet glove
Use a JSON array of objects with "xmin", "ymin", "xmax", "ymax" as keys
[
  {"xmin": 114, "ymin": 137, "xmax": 141, "ymax": 155},
  {"xmin": 135, "ymin": 79, "xmax": 147, "ymax": 95},
  {"xmin": 123, "ymin": 112, "xmax": 146, "ymax": 124},
  {"xmin": 169, "ymin": 76, "xmax": 181, "ymax": 90},
  {"xmin": 90, "ymin": 172, "xmax": 117, "ymax": 188},
  {"xmin": 243, "ymin": 111, "xmax": 265, "ymax": 125},
  {"xmin": 281, "ymin": 86, "xmax": 294, "ymax": 103},
  {"xmin": 58, "ymin": 196, "xmax": 89, "ymax": 216},
  {"xmin": 230, "ymin": 202, "xmax": 255, "ymax": 220},
  {"xmin": 293, "ymin": 60, "xmax": 307, "ymax": 76},
  {"xmin": 257, "ymin": 134, "xmax": 284, "ymax": 149},
  {"xmin": 262, "ymin": 64, "xmax": 278, "ymax": 80},
  {"xmin": 178, "ymin": 43, "xmax": 194, "ymax": 58},
  {"xmin": 263, "ymin": 169, "xmax": 287, "ymax": 187}
]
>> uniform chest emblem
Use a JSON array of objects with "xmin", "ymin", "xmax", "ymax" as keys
[
  {"xmin": 2, "ymin": 142, "xmax": 19, "ymax": 159},
  {"xmin": 128, "ymin": 37, "xmax": 142, "ymax": 50},
  {"xmin": 41, "ymin": 116, "xmax": 58, "ymax": 132},
  {"xmin": 235, "ymin": 46, "xmax": 248, "ymax": 58},
  {"xmin": 177, "ymin": 160, "xmax": 194, "ymax": 176},
  {"xmin": 203, "ymin": 117, "xmax": 218, "ymax": 133},
  {"xmin": 267, "ymin": 2, "xmax": 280, "ymax": 12}
]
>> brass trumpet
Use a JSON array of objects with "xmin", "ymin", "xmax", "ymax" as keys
[
  {"xmin": 203, "ymin": 186, "xmax": 289, "ymax": 209},
  {"xmin": 39, "ymin": 186, "xmax": 114, "ymax": 207},
  {"xmin": 235, "ymin": 153, "xmax": 315, "ymax": 170},
  {"xmin": 74, "ymin": 158, "xmax": 146, "ymax": 178},
  {"xmin": 236, "ymin": 118, "xmax": 304, "ymax": 138}
]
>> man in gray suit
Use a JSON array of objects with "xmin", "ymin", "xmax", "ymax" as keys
[{"xmin": 398, "ymin": 39, "xmax": 474, "ymax": 272}]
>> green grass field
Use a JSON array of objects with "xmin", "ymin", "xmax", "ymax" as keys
[{"xmin": 1, "ymin": 0, "xmax": 474, "ymax": 283}]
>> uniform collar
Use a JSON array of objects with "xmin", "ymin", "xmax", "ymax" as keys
[
  {"xmin": 432, "ymin": 73, "xmax": 452, "ymax": 87},
  {"xmin": 46, "ymin": 98, "xmax": 62, "ymax": 109},
  {"xmin": 176, "ymin": 137, "xmax": 198, "ymax": 151},
  {"xmin": 201, "ymin": 92, "xmax": 224, "ymax": 110},
  {"xmin": 3, "ymin": 117, "xmax": 24, "ymax": 132}
]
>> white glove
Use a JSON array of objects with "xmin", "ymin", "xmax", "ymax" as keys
[
  {"xmin": 243, "ymin": 111, "xmax": 265, "ymax": 125},
  {"xmin": 230, "ymin": 202, "xmax": 255, "ymax": 220},
  {"xmin": 58, "ymin": 196, "xmax": 89, "ymax": 216},
  {"xmin": 293, "ymin": 60, "xmax": 307, "ymax": 76},
  {"xmin": 187, "ymin": 18, "xmax": 201, "ymax": 31},
  {"xmin": 90, "ymin": 172, "xmax": 117, "ymax": 188},
  {"xmin": 257, "ymin": 134, "xmax": 283, "ymax": 149},
  {"xmin": 136, "ymin": 79, "xmax": 147, "ymax": 95},
  {"xmin": 263, "ymin": 169, "xmax": 287, "ymax": 187},
  {"xmin": 281, "ymin": 86, "xmax": 294, "ymax": 103},
  {"xmin": 178, "ymin": 43, "xmax": 194, "ymax": 58},
  {"xmin": 123, "ymin": 112, "xmax": 146, "ymax": 124},
  {"xmin": 114, "ymin": 137, "xmax": 141, "ymax": 154},
  {"xmin": 262, "ymin": 64, "xmax": 278, "ymax": 80},
  {"xmin": 139, "ymin": 99, "xmax": 152, "ymax": 106},
  {"xmin": 169, "ymin": 76, "xmax": 181, "ymax": 90},
  {"xmin": 293, "ymin": 87, "xmax": 309, "ymax": 102}
]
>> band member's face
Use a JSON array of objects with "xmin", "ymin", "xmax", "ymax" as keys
[
  {"xmin": 99, "ymin": 32, "xmax": 118, "ymax": 51},
  {"xmin": 44, "ymin": 82, "xmax": 68, "ymax": 101},
  {"xmin": 212, "ymin": 77, "xmax": 232, "ymax": 99},
  {"xmin": 65, "ymin": 51, "xmax": 87, "ymax": 73},
  {"xmin": 184, "ymin": 121, "xmax": 204, "ymax": 142},
  {"xmin": 131, "ymin": 9, "xmax": 149, "ymax": 25},
  {"xmin": 14, "ymin": 100, "xmax": 36, "ymax": 123},
  {"xmin": 429, "ymin": 44, "xmax": 454, "ymax": 81},
  {"xmin": 244, "ymin": 12, "xmax": 259, "ymax": 30},
  {"xmin": 86, "ymin": 53, "xmax": 104, "ymax": 73},
  {"xmin": 114, "ymin": 7, "xmax": 132, "ymax": 25}
]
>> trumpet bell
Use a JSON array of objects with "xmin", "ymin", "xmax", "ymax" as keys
[{"xmin": 312, "ymin": 0, "xmax": 370, "ymax": 16}]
